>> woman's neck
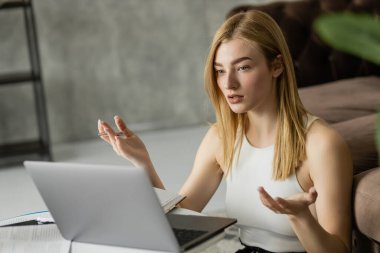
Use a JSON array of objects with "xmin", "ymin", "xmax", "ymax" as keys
[{"xmin": 245, "ymin": 108, "xmax": 278, "ymax": 148}]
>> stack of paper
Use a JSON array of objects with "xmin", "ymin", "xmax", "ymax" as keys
[
  {"xmin": 154, "ymin": 188, "xmax": 185, "ymax": 213},
  {"xmin": 0, "ymin": 220, "xmax": 70, "ymax": 253}
]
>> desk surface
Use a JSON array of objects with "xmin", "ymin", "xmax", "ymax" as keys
[{"xmin": 0, "ymin": 208, "xmax": 239, "ymax": 253}]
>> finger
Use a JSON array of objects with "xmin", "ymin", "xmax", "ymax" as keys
[
  {"xmin": 258, "ymin": 187, "xmax": 275, "ymax": 202},
  {"xmin": 306, "ymin": 187, "xmax": 318, "ymax": 204},
  {"xmin": 258, "ymin": 187, "xmax": 284, "ymax": 213},
  {"xmin": 309, "ymin": 186, "xmax": 317, "ymax": 195},
  {"xmin": 97, "ymin": 119, "xmax": 103, "ymax": 133},
  {"xmin": 114, "ymin": 115, "xmax": 133, "ymax": 137},
  {"xmin": 100, "ymin": 121, "xmax": 120, "ymax": 153},
  {"xmin": 275, "ymin": 197, "xmax": 293, "ymax": 214},
  {"xmin": 98, "ymin": 119, "xmax": 111, "ymax": 143}
]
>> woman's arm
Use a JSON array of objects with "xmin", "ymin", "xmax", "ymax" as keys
[
  {"xmin": 99, "ymin": 117, "xmax": 223, "ymax": 212},
  {"xmin": 295, "ymin": 123, "xmax": 352, "ymax": 253},
  {"xmin": 178, "ymin": 125, "xmax": 224, "ymax": 212},
  {"xmin": 259, "ymin": 122, "xmax": 353, "ymax": 253}
]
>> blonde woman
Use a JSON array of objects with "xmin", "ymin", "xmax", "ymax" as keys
[{"xmin": 98, "ymin": 11, "xmax": 352, "ymax": 253}]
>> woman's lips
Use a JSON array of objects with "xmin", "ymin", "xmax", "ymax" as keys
[{"xmin": 227, "ymin": 95, "xmax": 244, "ymax": 104}]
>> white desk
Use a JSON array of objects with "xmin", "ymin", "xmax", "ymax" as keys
[{"xmin": 0, "ymin": 208, "xmax": 230, "ymax": 253}]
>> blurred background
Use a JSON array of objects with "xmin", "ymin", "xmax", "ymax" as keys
[
  {"xmin": 1, "ymin": 0, "xmax": 297, "ymax": 216},
  {"xmin": 0, "ymin": 0, "xmax": 286, "ymax": 145}
]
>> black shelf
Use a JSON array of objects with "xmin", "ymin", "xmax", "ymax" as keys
[
  {"xmin": 0, "ymin": 0, "xmax": 52, "ymax": 166},
  {"xmin": 0, "ymin": 140, "xmax": 47, "ymax": 156},
  {"xmin": 0, "ymin": 1, "xmax": 29, "ymax": 10},
  {"xmin": 0, "ymin": 140, "xmax": 50, "ymax": 167},
  {"xmin": 0, "ymin": 71, "xmax": 35, "ymax": 85}
]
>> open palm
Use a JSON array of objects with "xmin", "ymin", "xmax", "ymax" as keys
[
  {"xmin": 98, "ymin": 116, "xmax": 152, "ymax": 169},
  {"xmin": 258, "ymin": 186, "xmax": 318, "ymax": 217}
]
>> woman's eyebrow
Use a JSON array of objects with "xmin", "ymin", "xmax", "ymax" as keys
[{"xmin": 214, "ymin": 56, "xmax": 253, "ymax": 67}]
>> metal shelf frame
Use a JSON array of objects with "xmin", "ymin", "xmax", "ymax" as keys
[{"xmin": 0, "ymin": 0, "xmax": 52, "ymax": 166}]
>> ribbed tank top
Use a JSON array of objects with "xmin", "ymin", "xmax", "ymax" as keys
[{"xmin": 225, "ymin": 115, "xmax": 318, "ymax": 252}]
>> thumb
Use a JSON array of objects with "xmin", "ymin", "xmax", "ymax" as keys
[{"xmin": 306, "ymin": 187, "xmax": 318, "ymax": 204}]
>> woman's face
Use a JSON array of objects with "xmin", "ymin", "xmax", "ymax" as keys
[{"xmin": 214, "ymin": 38, "xmax": 279, "ymax": 114}]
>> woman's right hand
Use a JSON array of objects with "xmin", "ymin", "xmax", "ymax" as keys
[
  {"xmin": 98, "ymin": 115, "xmax": 165, "ymax": 189},
  {"xmin": 97, "ymin": 115, "xmax": 152, "ymax": 170}
]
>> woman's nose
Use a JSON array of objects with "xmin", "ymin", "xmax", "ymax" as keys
[{"xmin": 224, "ymin": 72, "xmax": 238, "ymax": 90}]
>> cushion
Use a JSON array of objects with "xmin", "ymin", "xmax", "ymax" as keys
[
  {"xmin": 353, "ymin": 167, "xmax": 380, "ymax": 243},
  {"xmin": 299, "ymin": 76, "xmax": 380, "ymax": 124},
  {"xmin": 330, "ymin": 114, "xmax": 378, "ymax": 175}
]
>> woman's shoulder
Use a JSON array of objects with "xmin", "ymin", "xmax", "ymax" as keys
[
  {"xmin": 202, "ymin": 124, "xmax": 224, "ymax": 165},
  {"xmin": 304, "ymin": 118, "xmax": 352, "ymax": 173},
  {"xmin": 204, "ymin": 123, "xmax": 220, "ymax": 141},
  {"xmin": 203, "ymin": 124, "xmax": 223, "ymax": 150},
  {"xmin": 306, "ymin": 118, "xmax": 346, "ymax": 149}
]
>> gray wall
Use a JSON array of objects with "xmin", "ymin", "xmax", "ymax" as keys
[{"xmin": 0, "ymin": 0, "xmax": 279, "ymax": 144}]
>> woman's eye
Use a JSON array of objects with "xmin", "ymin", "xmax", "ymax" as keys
[
  {"xmin": 215, "ymin": 69, "xmax": 224, "ymax": 75},
  {"xmin": 238, "ymin": 65, "xmax": 250, "ymax": 71}
]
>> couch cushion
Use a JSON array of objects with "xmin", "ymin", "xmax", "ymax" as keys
[
  {"xmin": 330, "ymin": 114, "xmax": 378, "ymax": 175},
  {"xmin": 299, "ymin": 76, "xmax": 380, "ymax": 124},
  {"xmin": 353, "ymin": 167, "xmax": 380, "ymax": 244}
]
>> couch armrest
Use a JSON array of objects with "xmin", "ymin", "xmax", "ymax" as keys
[{"xmin": 353, "ymin": 167, "xmax": 380, "ymax": 243}]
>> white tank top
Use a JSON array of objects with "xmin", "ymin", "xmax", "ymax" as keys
[{"xmin": 225, "ymin": 115, "xmax": 318, "ymax": 252}]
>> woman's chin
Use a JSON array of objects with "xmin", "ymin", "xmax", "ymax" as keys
[{"xmin": 229, "ymin": 106, "xmax": 247, "ymax": 114}]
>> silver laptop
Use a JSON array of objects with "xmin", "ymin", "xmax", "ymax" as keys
[{"xmin": 24, "ymin": 161, "xmax": 236, "ymax": 252}]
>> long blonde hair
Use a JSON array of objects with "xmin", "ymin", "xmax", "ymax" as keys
[{"xmin": 204, "ymin": 10, "xmax": 307, "ymax": 180}]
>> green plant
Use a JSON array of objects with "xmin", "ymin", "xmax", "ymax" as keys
[
  {"xmin": 314, "ymin": 12, "xmax": 380, "ymax": 65},
  {"xmin": 314, "ymin": 12, "xmax": 380, "ymax": 163}
]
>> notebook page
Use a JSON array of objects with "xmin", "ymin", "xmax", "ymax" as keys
[{"xmin": 0, "ymin": 224, "xmax": 71, "ymax": 253}]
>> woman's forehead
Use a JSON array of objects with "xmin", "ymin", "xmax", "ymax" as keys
[{"xmin": 214, "ymin": 38, "xmax": 264, "ymax": 64}]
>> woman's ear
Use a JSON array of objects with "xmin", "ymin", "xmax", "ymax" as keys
[{"xmin": 272, "ymin": 55, "xmax": 284, "ymax": 78}]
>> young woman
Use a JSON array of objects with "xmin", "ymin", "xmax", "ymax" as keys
[{"xmin": 98, "ymin": 10, "xmax": 352, "ymax": 253}]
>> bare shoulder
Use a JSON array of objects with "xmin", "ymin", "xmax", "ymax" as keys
[
  {"xmin": 202, "ymin": 124, "xmax": 222, "ymax": 146},
  {"xmin": 306, "ymin": 119, "xmax": 348, "ymax": 153},
  {"xmin": 305, "ymin": 119, "xmax": 352, "ymax": 178},
  {"xmin": 198, "ymin": 124, "xmax": 224, "ymax": 166}
]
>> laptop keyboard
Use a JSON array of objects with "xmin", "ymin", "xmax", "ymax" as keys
[{"xmin": 172, "ymin": 228, "xmax": 208, "ymax": 246}]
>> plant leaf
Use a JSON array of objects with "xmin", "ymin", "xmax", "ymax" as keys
[{"xmin": 314, "ymin": 12, "xmax": 380, "ymax": 65}]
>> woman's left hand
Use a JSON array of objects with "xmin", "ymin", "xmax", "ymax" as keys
[{"xmin": 258, "ymin": 186, "xmax": 318, "ymax": 218}]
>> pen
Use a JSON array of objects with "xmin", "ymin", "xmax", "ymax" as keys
[{"xmin": 98, "ymin": 131, "xmax": 125, "ymax": 137}]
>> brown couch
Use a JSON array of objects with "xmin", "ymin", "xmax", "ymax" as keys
[
  {"xmin": 300, "ymin": 77, "xmax": 380, "ymax": 253},
  {"xmin": 228, "ymin": 1, "xmax": 380, "ymax": 252}
]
